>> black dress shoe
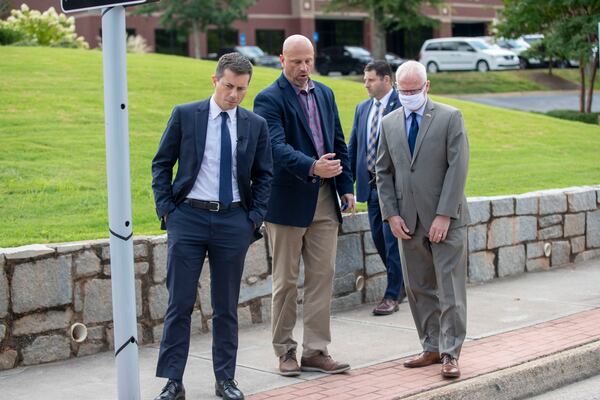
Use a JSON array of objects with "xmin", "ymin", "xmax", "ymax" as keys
[
  {"xmin": 154, "ymin": 379, "xmax": 185, "ymax": 400},
  {"xmin": 215, "ymin": 379, "xmax": 244, "ymax": 400}
]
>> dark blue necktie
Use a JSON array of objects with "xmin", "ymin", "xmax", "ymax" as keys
[
  {"xmin": 408, "ymin": 112, "xmax": 419, "ymax": 157},
  {"xmin": 219, "ymin": 111, "xmax": 233, "ymax": 207}
]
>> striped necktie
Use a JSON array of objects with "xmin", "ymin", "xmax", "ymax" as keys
[{"xmin": 366, "ymin": 101, "xmax": 382, "ymax": 172}]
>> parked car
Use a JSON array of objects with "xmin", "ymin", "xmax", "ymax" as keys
[
  {"xmin": 316, "ymin": 46, "xmax": 373, "ymax": 76},
  {"xmin": 385, "ymin": 52, "xmax": 407, "ymax": 71},
  {"xmin": 217, "ymin": 46, "xmax": 281, "ymax": 68},
  {"xmin": 418, "ymin": 37, "xmax": 520, "ymax": 73},
  {"xmin": 480, "ymin": 36, "xmax": 544, "ymax": 69}
]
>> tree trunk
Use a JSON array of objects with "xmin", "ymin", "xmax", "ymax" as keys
[
  {"xmin": 585, "ymin": 51, "xmax": 598, "ymax": 113},
  {"xmin": 579, "ymin": 57, "xmax": 586, "ymax": 113},
  {"xmin": 548, "ymin": 56, "xmax": 553, "ymax": 76},
  {"xmin": 371, "ymin": 5, "xmax": 386, "ymax": 59},
  {"xmin": 192, "ymin": 21, "xmax": 201, "ymax": 59}
]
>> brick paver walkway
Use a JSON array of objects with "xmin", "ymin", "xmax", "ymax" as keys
[{"xmin": 248, "ymin": 308, "xmax": 600, "ymax": 400}]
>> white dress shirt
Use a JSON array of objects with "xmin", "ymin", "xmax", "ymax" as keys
[
  {"xmin": 365, "ymin": 88, "xmax": 394, "ymax": 148},
  {"xmin": 187, "ymin": 96, "xmax": 240, "ymax": 202}
]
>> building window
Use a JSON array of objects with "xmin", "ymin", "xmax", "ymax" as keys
[
  {"xmin": 155, "ymin": 29, "xmax": 188, "ymax": 57},
  {"xmin": 451, "ymin": 22, "xmax": 488, "ymax": 37},
  {"xmin": 256, "ymin": 29, "xmax": 285, "ymax": 55},
  {"xmin": 207, "ymin": 29, "xmax": 238, "ymax": 55},
  {"xmin": 315, "ymin": 19, "xmax": 363, "ymax": 49},
  {"xmin": 386, "ymin": 26, "xmax": 433, "ymax": 59}
]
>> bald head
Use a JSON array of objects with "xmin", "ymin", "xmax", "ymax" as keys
[
  {"xmin": 395, "ymin": 60, "xmax": 427, "ymax": 85},
  {"xmin": 280, "ymin": 34, "xmax": 315, "ymax": 88},
  {"xmin": 282, "ymin": 34, "xmax": 314, "ymax": 55}
]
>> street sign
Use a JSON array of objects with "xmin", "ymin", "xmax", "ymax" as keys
[
  {"xmin": 61, "ymin": 0, "xmax": 149, "ymax": 13},
  {"xmin": 240, "ymin": 33, "xmax": 247, "ymax": 46}
]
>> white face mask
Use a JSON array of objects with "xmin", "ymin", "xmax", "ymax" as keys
[{"xmin": 399, "ymin": 91, "xmax": 427, "ymax": 111}]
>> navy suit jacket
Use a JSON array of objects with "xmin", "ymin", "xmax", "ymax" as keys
[
  {"xmin": 348, "ymin": 91, "xmax": 401, "ymax": 202},
  {"xmin": 253, "ymin": 74, "xmax": 354, "ymax": 227},
  {"xmin": 151, "ymin": 99, "xmax": 273, "ymax": 240}
]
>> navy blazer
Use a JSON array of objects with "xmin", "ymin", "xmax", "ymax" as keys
[
  {"xmin": 348, "ymin": 91, "xmax": 401, "ymax": 202},
  {"xmin": 253, "ymin": 74, "xmax": 354, "ymax": 227},
  {"xmin": 151, "ymin": 99, "xmax": 273, "ymax": 240}
]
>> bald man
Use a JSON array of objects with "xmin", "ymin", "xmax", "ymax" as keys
[{"xmin": 254, "ymin": 35, "xmax": 354, "ymax": 377}]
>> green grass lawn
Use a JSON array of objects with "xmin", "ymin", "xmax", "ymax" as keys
[{"xmin": 1, "ymin": 46, "xmax": 599, "ymax": 247}]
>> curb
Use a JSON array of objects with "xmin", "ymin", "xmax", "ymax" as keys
[{"xmin": 401, "ymin": 340, "xmax": 600, "ymax": 400}]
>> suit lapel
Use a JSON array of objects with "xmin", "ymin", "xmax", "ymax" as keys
[
  {"xmin": 395, "ymin": 108, "xmax": 412, "ymax": 161},
  {"xmin": 280, "ymin": 76, "xmax": 319, "ymax": 153},
  {"xmin": 362, "ymin": 101, "xmax": 373, "ymax": 147},
  {"xmin": 235, "ymin": 107, "xmax": 249, "ymax": 156},
  {"xmin": 313, "ymin": 84, "xmax": 332, "ymax": 153},
  {"xmin": 411, "ymin": 99, "xmax": 435, "ymax": 166},
  {"xmin": 195, "ymin": 101, "xmax": 210, "ymax": 168}
]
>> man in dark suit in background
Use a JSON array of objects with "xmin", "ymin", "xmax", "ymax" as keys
[
  {"xmin": 151, "ymin": 53, "xmax": 273, "ymax": 400},
  {"xmin": 254, "ymin": 34, "xmax": 354, "ymax": 377},
  {"xmin": 348, "ymin": 60, "xmax": 406, "ymax": 316}
]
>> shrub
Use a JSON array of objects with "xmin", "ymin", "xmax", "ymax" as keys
[
  {"xmin": 127, "ymin": 34, "xmax": 150, "ymax": 53},
  {"xmin": 1, "ymin": 3, "xmax": 89, "ymax": 49},
  {"xmin": 0, "ymin": 23, "xmax": 24, "ymax": 45},
  {"xmin": 546, "ymin": 109, "xmax": 600, "ymax": 125}
]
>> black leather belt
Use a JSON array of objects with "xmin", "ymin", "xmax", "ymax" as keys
[
  {"xmin": 320, "ymin": 178, "xmax": 329, "ymax": 187},
  {"xmin": 184, "ymin": 199, "xmax": 242, "ymax": 212}
]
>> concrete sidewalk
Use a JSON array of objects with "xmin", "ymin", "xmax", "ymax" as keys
[{"xmin": 1, "ymin": 259, "xmax": 599, "ymax": 399}]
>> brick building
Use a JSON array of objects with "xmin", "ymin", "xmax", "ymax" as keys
[{"xmin": 12, "ymin": 0, "xmax": 503, "ymax": 59}]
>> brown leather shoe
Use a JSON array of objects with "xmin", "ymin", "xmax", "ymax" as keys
[
  {"xmin": 372, "ymin": 298, "xmax": 399, "ymax": 315},
  {"xmin": 301, "ymin": 353, "xmax": 350, "ymax": 374},
  {"xmin": 279, "ymin": 349, "xmax": 301, "ymax": 377},
  {"xmin": 403, "ymin": 351, "xmax": 442, "ymax": 368},
  {"xmin": 441, "ymin": 354, "xmax": 460, "ymax": 379}
]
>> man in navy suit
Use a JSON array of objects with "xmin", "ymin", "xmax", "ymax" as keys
[
  {"xmin": 254, "ymin": 35, "xmax": 355, "ymax": 377},
  {"xmin": 348, "ymin": 60, "xmax": 406, "ymax": 316},
  {"xmin": 151, "ymin": 53, "xmax": 273, "ymax": 400}
]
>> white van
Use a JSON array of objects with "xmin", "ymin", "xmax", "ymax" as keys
[{"xmin": 418, "ymin": 37, "xmax": 520, "ymax": 73}]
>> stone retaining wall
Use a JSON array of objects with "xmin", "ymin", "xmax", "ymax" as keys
[{"xmin": 0, "ymin": 185, "xmax": 599, "ymax": 369}]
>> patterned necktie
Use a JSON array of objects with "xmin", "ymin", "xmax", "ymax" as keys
[
  {"xmin": 408, "ymin": 112, "xmax": 419, "ymax": 157},
  {"xmin": 219, "ymin": 111, "xmax": 233, "ymax": 207},
  {"xmin": 366, "ymin": 101, "xmax": 382, "ymax": 173}
]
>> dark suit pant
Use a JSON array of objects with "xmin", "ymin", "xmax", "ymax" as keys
[
  {"xmin": 400, "ymin": 220, "xmax": 467, "ymax": 359},
  {"xmin": 367, "ymin": 186, "xmax": 404, "ymax": 300},
  {"xmin": 156, "ymin": 202, "xmax": 254, "ymax": 382}
]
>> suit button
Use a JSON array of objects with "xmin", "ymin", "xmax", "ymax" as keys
[
  {"xmin": 312, "ymin": 178, "xmax": 317, "ymax": 183},
  {"xmin": 410, "ymin": 168, "xmax": 415, "ymax": 172}
]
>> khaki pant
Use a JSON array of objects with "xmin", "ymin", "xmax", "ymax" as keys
[{"xmin": 266, "ymin": 182, "xmax": 339, "ymax": 358}]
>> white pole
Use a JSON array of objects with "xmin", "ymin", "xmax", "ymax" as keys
[{"xmin": 101, "ymin": 6, "xmax": 141, "ymax": 400}]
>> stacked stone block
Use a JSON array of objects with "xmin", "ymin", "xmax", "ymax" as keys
[{"xmin": 0, "ymin": 185, "xmax": 599, "ymax": 369}]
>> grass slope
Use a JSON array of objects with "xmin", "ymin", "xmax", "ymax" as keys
[{"xmin": 1, "ymin": 46, "xmax": 599, "ymax": 247}]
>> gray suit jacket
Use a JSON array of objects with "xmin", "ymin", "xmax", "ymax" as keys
[{"xmin": 376, "ymin": 98, "xmax": 470, "ymax": 233}]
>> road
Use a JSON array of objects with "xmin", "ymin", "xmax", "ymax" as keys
[
  {"xmin": 450, "ymin": 90, "xmax": 600, "ymax": 112},
  {"xmin": 527, "ymin": 374, "xmax": 600, "ymax": 400}
]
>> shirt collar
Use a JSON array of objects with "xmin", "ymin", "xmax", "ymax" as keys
[
  {"xmin": 403, "ymin": 97, "xmax": 427, "ymax": 120},
  {"xmin": 373, "ymin": 88, "xmax": 394, "ymax": 109},
  {"xmin": 284, "ymin": 73, "xmax": 315, "ymax": 95},
  {"xmin": 209, "ymin": 96, "xmax": 237, "ymax": 121}
]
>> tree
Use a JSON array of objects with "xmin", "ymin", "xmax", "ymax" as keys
[
  {"xmin": 497, "ymin": 0, "xmax": 600, "ymax": 113},
  {"xmin": 325, "ymin": 0, "xmax": 439, "ymax": 59},
  {"xmin": 137, "ymin": 0, "xmax": 255, "ymax": 59}
]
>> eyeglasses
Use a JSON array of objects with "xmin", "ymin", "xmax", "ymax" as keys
[{"xmin": 398, "ymin": 82, "xmax": 426, "ymax": 96}]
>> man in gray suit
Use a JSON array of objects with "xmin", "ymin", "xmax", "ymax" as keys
[{"xmin": 376, "ymin": 60, "xmax": 469, "ymax": 379}]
